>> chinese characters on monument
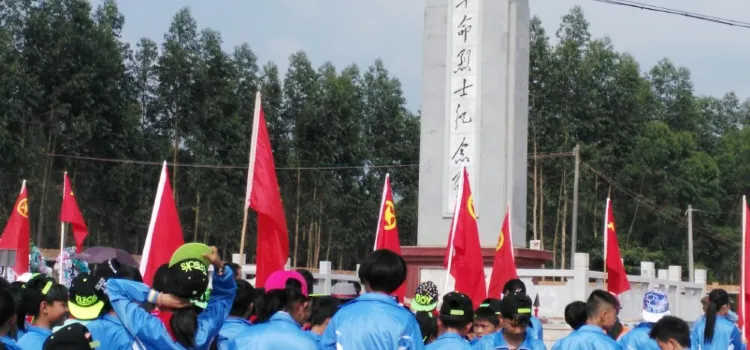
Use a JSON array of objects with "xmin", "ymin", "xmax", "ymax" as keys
[{"xmin": 446, "ymin": 0, "xmax": 480, "ymax": 215}]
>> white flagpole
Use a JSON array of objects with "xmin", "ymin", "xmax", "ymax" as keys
[
  {"xmin": 507, "ymin": 202, "xmax": 515, "ymax": 259},
  {"xmin": 373, "ymin": 174, "xmax": 390, "ymax": 250},
  {"xmin": 742, "ymin": 196, "xmax": 747, "ymax": 336},
  {"xmin": 239, "ymin": 91, "xmax": 262, "ymax": 266},
  {"xmin": 140, "ymin": 162, "xmax": 167, "ymax": 276},
  {"xmin": 603, "ymin": 197, "xmax": 610, "ymax": 281},
  {"xmin": 59, "ymin": 172, "xmax": 67, "ymax": 283},
  {"xmin": 444, "ymin": 166, "xmax": 465, "ymax": 294}
]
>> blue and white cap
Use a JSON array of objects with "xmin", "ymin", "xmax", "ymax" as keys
[{"xmin": 642, "ymin": 290, "xmax": 670, "ymax": 322}]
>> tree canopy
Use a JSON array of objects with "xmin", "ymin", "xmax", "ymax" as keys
[{"xmin": 0, "ymin": 1, "xmax": 745, "ymax": 281}]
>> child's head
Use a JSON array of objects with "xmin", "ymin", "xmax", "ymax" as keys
[
  {"xmin": 502, "ymin": 279, "xmax": 526, "ymax": 297},
  {"xmin": 258, "ymin": 271, "xmax": 310, "ymax": 325},
  {"xmin": 42, "ymin": 323, "xmax": 99, "ymax": 350},
  {"xmin": 295, "ymin": 269, "xmax": 315, "ymax": 294},
  {"xmin": 151, "ymin": 263, "xmax": 171, "ymax": 293},
  {"xmin": 67, "ymin": 273, "xmax": 106, "ymax": 321},
  {"xmin": 23, "ymin": 275, "xmax": 68, "ymax": 327},
  {"xmin": 499, "ymin": 293, "xmax": 533, "ymax": 338},
  {"xmin": 473, "ymin": 298, "xmax": 501, "ymax": 337},
  {"xmin": 309, "ymin": 296, "xmax": 341, "ymax": 330},
  {"xmin": 438, "ymin": 292, "xmax": 474, "ymax": 336},
  {"xmin": 649, "ymin": 315, "xmax": 690, "ymax": 350},
  {"xmin": 9, "ymin": 281, "xmax": 25, "ymax": 334},
  {"xmin": 564, "ymin": 301, "xmax": 587, "ymax": 330},
  {"xmin": 415, "ymin": 311, "xmax": 437, "ymax": 344},
  {"xmin": 357, "ymin": 249, "xmax": 406, "ymax": 294},
  {"xmin": 230, "ymin": 280, "xmax": 255, "ymax": 319},
  {"xmin": 165, "ymin": 258, "xmax": 210, "ymax": 348},
  {"xmin": 0, "ymin": 287, "xmax": 16, "ymax": 334}
]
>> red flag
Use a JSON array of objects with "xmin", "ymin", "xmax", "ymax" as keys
[
  {"xmin": 140, "ymin": 162, "xmax": 185, "ymax": 286},
  {"xmin": 246, "ymin": 92, "xmax": 289, "ymax": 288},
  {"xmin": 444, "ymin": 167, "xmax": 486, "ymax": 309},
  {"xmin": 737, "ymin": 196, "xmax": 750, "ymax": 342},
  {"xmin": 60, "ymin": 172, "xmax": 88, "ymax": 252},
  {"xmin": 488, "ymin": 204, "xmax": 518, "ymax": 298},
  {"xmin": 604, "ymin": 198, "xmax": 630, "ymax": 295},
  {"xmin": 374, "ymin": 174, "xmax": 405, "ymax": 300},
  {"xmin": 0, "ymin": 181, "xmax": 30, "ymax": 275}
]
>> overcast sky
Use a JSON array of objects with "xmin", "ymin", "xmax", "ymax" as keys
[{"xmin": 96, "ymin": 0, "xmax": 750, "ymax": 112}]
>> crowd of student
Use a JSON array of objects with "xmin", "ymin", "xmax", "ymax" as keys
[{"xmin": 0, "ymin": 245, "xmax": 742, "ymax": 349}]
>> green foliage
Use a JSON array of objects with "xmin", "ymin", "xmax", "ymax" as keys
[{"xmin": 0, "ymin": 2, "xmax": 746, "ymax": 278}]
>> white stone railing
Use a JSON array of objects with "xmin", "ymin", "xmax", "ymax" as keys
[{"xmin": 232, "ymin": 252, "xmax": 705, "ymax": 322}]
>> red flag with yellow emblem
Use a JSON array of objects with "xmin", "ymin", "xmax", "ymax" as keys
[
  {"xmin": 488, "ymin": 204, "xmax": 518, "ymax": 298},
  {"xmin": 444, "ymin": 167, "xmax": 486, "ymax": 309},
  {"xmin": 60, "ymin": 172, "xmax": 88, "ymax": 252},
  {"xmin": 0, "ymin": 181, "xmax": 30, "ymax": 274},
  {"xmin": 604, "ymin": 198, "xmax": 630, "ymax": 295},
  {"xmin": 374, "ymin": 174, "xmax": 405, "ymax": 300}
]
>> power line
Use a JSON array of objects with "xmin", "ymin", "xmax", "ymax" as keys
[
  {"xmin": 43, "ymin": 150, "xmax": 574, "ymax": 170},
  {"xmin": 581, "ymin": 161, "xmax": 738, "ymax": 247},
  {"xmin": 592, "ymin": 0, "xmax": 750, "ymax": 29}
]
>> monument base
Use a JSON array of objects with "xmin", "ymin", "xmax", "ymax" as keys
[{"xmin": 400, "ymin": 246, "xmax": 553, "ymax": 297}]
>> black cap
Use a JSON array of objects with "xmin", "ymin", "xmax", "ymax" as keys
[
  {"xmin": 165, "ymin": 258, "xmax": 209, "ymax": 299},
  {"xmin": 43, "ymin": 323, "xmax": 99, "ymax": 350},
  {"xmin": 68, "ymin": 273, "xmax": 106, "ymax": 320},
  {"xmin": 439, "ymin": 292, "xmax": 474, "ymax": 320},
  {"xmin": 500, "ymin": 293, "xmax": 533, "ymax": 323},
  {"xmin": 477, "ymin": 298, "xmax": 502, "ymax": 314}
]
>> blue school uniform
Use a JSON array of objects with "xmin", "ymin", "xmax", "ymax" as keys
[
  {"xmin": 85, "ymin": 313, "xmax": 136, "ymax": 350},
  {"xmin": 17, "ymin": 325, "xmax": 52, "ymax": 350}
]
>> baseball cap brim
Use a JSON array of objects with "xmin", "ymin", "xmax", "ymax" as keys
[
  {"xmin": 68, "ymin": 300, "xmax": 104, "ymax": 320},
  {"xmin": 169, "ymin": 243, "xmax": 212, "ymax": 268},
  {"xmin": 410, "ymin": 301, "xmax": 437, "ymax": 312},
  {"xmin": 642, "ymin": 310, "xmax": 670, "ymax": 323}
]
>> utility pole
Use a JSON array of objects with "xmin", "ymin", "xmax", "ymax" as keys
[
  {"xmin": 570, "ymin": 145, "xmax": 581, "ymax": 263},
  {"xmin": 687, "ymin": 205, "xmax": 694, "ymax": 282}
]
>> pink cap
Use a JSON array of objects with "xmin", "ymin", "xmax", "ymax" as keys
[{"xmin": 264, "ymin": 270, "xmax": 308, "ymax": 297}]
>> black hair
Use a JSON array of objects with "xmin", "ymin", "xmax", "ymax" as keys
[
  {"xmin": 256, "ymin": 278, "xmax": 308, "ymax": 323},
  {"xmin": 352, "ymin": 282, "xmax": 362, "ymax": 295},
  {"xmin": 22, "ymin": 275, "xmax": 68, "ymax": 317},
  {"xmin": 230, "ymin": 280, "xmax": 255, "ymax": 318},
  {"xmin": 0, "ymin": 278, "xmax": 9, "ymax": 291},
  {"xmin": 170, "ymin": 305, "xmax": 203, "ymax": 348},
  {"xmin": 227, "ymin": 262, "xmax": 241, "ymax": 278},
  {"xmin": 357, "ymin": 249, "xmax": 406, "ymax": 294},
  {"xmin": 100, "ymin": 264, "xmax": 143, "ymax": 315},
  {"xmin": 586, "ymin": 289, "xmax": 619, "ymax": 320},
  {"xmin": 0, "ymin": 288, "xmax": 16, "ymax": 332},
  {"xmin": 9, "ymin": 282, "xmax": 25, "ymax": 336},
  {"xmin": 564, "ymin": 301, "xmax": 587, "ymax": 330},
  {"xmin": 296, "ymin": 269, "xmax": 315, "ymax": 293},
  {"xmin": 502, "ymin": 279, "xmax": 526, "ymax": 295},
  {"xmin": 704, "ymin": 289, "xmax": 729, "ymax": 344},
  {"xmin": 250, "ymin": 287, "xmax": 265, "ymax": 317},
  {"xmin": 310, "ymin": 296, "xmax": 341, "ymax": 326},
  {"xmin": 474, "ymin": 307, "xmax": 500, "ymax": 326},
  {"xmin": 415, "ymin": 311, "xmax": 437, "ymax": 344},
  {"xmin": 650, "ymin": 315, "xmax": 690, "ymax": 347},
  {"xmin": 152, "ymin": 264, "xmax": 170, "ymax": 293}
]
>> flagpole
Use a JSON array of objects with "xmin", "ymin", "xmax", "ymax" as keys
[
  {"xmin": 742, "ymin": 196, "xmax": 747, "ymax": 337},
  {"xmin": 373, "ymin": 174, "xmax": 390, "ymax": 250},
  {"xmin": 603, "ymin": 197, "xmax": 609, "ymax": 281},
  {"xmin": 444, "ymin": 166, "xmax": 465, "ymax": 294},
  {"xmin": 507, "ymin": 202, "xmax": 515, "ymax": 259},
  {"xmin": 239, "ymin": 91, "xmax": 262, "ymax": 267},
  {"xmin": 59, "ymin": 172, "xmax": 66, "ymax": 283}
]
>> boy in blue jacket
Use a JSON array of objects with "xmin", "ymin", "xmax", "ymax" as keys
[
  {"xmin": 321, "ymin": 249, "xmax": 424, "ymax": 350},
  {"xmin": 426, "ymin": 292, "xmax": 473, "ymax": 349},
  {"xmin": 473, "ymin": 293, "xmax": 547, "ymax": 350},
  {"xmin": 551, "ymin": 289, "xmax": 622, "ymax": 350}
]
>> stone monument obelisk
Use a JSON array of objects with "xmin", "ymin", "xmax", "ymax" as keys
[{"xmin": 418, "ymin": 0, "xmax": 530, "ymax": 248}]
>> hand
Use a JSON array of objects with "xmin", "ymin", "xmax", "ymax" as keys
[
  {"xmin": 202, "ymin": 246, "xmax": 223, "ymax": 270},
  {"xmin": 158, "ymin": 293, "xmax": 190, "ymax": 309}
]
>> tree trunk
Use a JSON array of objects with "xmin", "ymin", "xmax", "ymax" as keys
[
  {"xmin": 293, "ymin": 168, "xmax": 301, "ymax": 267},
  {"xmin": 593, "ymin": 176, "xmax": 599, "ymax": 239},
  {"xmin": 539, "ymin": 163, "xmax": 544, "ymax": 250},
  {"xmin": 306, "ymin": 185, "xmax": 317, "ymax": 267},
  {"xmin": 532, "ymin": 141, "xmax": 538, "ymax": 240},
  {"xmin": 193, "ymin": 191, "xmax": 200, "ymax": 242},
  {"xmin": 561, "ymin": 170, "xmax": 569, "ymax": 270},
  {"xmin": 36, "ymin": 110, "xmax": 57, "ymax": 246},
  {"xmin": 203, "ymin": 199, "xmax": 211, "ymax": 244},
  {"xmin": 172, "ymin": 127, "xmax": 179, "ymax": 203}
]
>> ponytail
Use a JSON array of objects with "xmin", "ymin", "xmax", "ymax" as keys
[
  {"xmin": 170, "ymin": 305, "xmax": 201, "ymax": 348},
  {"xmin": 704, "ymin": 289, "xmax": 730, "ymax": 344},
  {"xmin": 256, "ymin": 278, "xmax": 307, "ymax": 323}
]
